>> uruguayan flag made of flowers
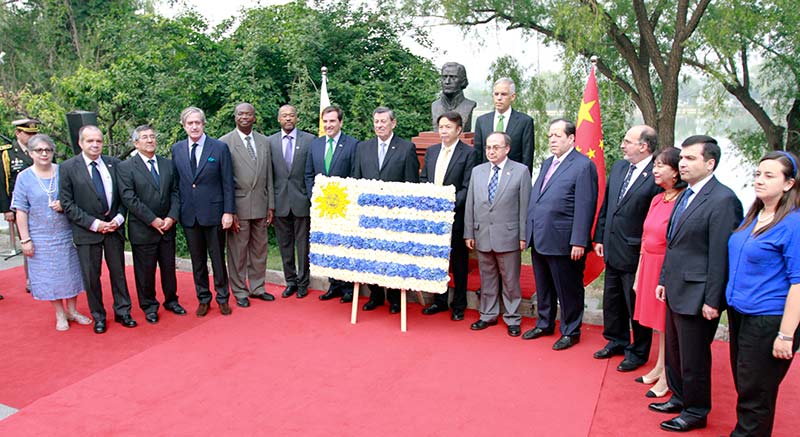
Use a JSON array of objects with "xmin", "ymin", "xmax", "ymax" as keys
[{"xmin": 310, "ymin": 175, "xmax": 456, "ymax": 294}]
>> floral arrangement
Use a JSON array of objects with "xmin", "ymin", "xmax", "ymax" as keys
[{"xmin": 309, "ymin": 175, "xmax": 456, "ymax": 294}]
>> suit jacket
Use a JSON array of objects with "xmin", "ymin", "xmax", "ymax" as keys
[
  {"xmin": 594, "ymin": 158, "xmax": 662, "ymax": 272},
  {"xmin": 117, "ymin": 154, "xmax": 179, "ymax": 245},
  {"xmin": 59, "ymin": 154, "xmax": 126, "ymax": 244},
  {"xmin": 527, "ymin": 149, "xmax": 598, "ymax": 256},
  {"xmin": 304, "ymin": 132, "xmax": 360, "ymax": 197},
  {"xmin": 269, "ymin": 129, "xmax": 315, "ymax": 217},
  {"xmin": 474, "ymin": 109, "xmax": 535, "ymax": 174},
  {"xmin": 464, "ymin": 160, "xmax": 531, "ymax": 252},
  {"xmin": 219, "ymin": 129, "xmax": 274, "ymax": 220},
  {"xmin": 659, "ymin": 176, "xmax": 743, "ymax": 315},
  {"xmin": 353, "ymin": 136, "xmax": 420, "ymax": 183},
  {"xmin": 171, "ymin": 136, "xmax": 235, "ymax": 227},
  {"xmin": 420, "ymin": 140, "xmax": 476, "ymax": 238}
]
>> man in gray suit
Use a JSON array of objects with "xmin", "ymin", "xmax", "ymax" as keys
[
  {"xmin": 269, "ymin": 104, "xmax": 315, "ymax": 299},
  {"xmin": 464, "ymin": 132, "xmax": 531, "ymax": 336},
  {"xmin": 220, "ymin": 103, "xmax": 276, "ymax": 307}
]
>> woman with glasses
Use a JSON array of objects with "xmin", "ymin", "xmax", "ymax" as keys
[{"xmin": 12, "ymin": 134, "xmax": 87, "ymax": 331}]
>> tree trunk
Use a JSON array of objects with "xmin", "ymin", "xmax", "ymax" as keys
[
  {"xmin": 724, "ymin": 83, "xmax": 785, "ymax": 150},
  {"xmin": 786, "ymin": 98, "xmax": 800, "ymax": 156}
]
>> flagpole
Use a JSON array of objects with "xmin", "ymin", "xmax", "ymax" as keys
[
  {"xmin": 590, "ymin": 55, "xmax": 598, "ymax": 74},
  {"xmin": 319, "ymin": 66, "xmax": 330, "ymax": 137}
]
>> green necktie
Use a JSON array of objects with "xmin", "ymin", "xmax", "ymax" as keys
[
  {"xmin": 495, "ymin": 114, "xmax": 505, "ymax": 132},
  {"xmin": 324, "ymin": 138, "xmax": 335, "ymax": 174}
]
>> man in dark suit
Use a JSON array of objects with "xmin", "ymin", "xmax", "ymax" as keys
[
  {"xmin": 220, "ymin": 103, "xmax": 276, "ymax": 308},
  {"xmin": 593, "ymin": 125, "xmax": 662, "ymax": 371},
  {"xmin": 524, "ymin": 118, "xmax": 598, "ymax": 350},
  {"xmin": 171, "ymin": 106, "xmax": 236, "ymax": 317},
  {"xmin": 118, "ymin": 125, "xmax": 186, "ymax": 323},
  {"xmin": 269, "ymin": 104, "xmax": 315, "ymax": 299},
  {"xmin": 60, "ymin": 125, "xmax": 136, "ymax": 334},
  {"xmin": 353, "ymin": 106, "xmax": 420, "ymax": 313},
  {"xmin": 464, "ymin": 132, "xmax": 530, "ymax": 336},
  {"xmin": 304, "ymin": 105, "xmax": 359, "ymax": 303},
  {"xmin": 473, "ymin": 78, "xmax": 534, "ymax": 174},
  {"xmin": 649, "ymin": 135, "xmax": 743, "ymax": 433},
  {"xmin": 419, "ymin": 111, "xmax": 476, "ymax": 321}
]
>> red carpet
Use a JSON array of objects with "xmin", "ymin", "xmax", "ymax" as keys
[{"xmin": 1, "ymin": 266, "xmax": 799, "ymax": 436}]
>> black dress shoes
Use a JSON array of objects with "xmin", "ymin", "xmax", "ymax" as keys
[
  {"xmin": 93, "ymin": 320, "xmax": 107, "ymax": 334},
  {"xmin": 470, "ymin": 319, "xmax": 498, "ymax": 330},
  {"xmin": 617, "ymin": 359, "xmax": 644, "ymax": 372},
  {"xmin": 165, "ymin": 304, "xmax": 187, "ymax": 315},
  {"xmin": 219, "ymin": 302, "xmax": 232, "ymax": 315},
  {"xmin": 451, "ymin": 310, "xmax": 464, "ymax": 321},
  {"xmin": 508, "ymin": 325, "xmax": 521, "ymax": 337},
  {"xmin": 236, "ymin": 297, "xmax": 250, "ymax": 308},
  {"xmin": 648, "ymin": 401, "xmax": 683, "ymax": 414},
  {"xmin": 0, "ymin": 293, "xmax": 4, "ymax": 300},
  {"xmin": 389, "ymin": 304, "xmax": 400, "ymax": 314},
  {"xmin": 145, "ymin": 313, "xmax": 159, "ymax": 324},
  {"xmin": 319, "ymin": 289, "xmax": 343, "ymax": 301},
  {"xmin": 251, "ymin": 293, "xmax": 275, "ymax": 302},
  {"xmin": 522, "ymin": 327, "xmax": 554, "ymax": 340},
  {"xmin": 296, "ymin": 287, "xmax": 308, "ymax": 299},
  {"xmin": 340, "ymin": 293, "xmax": 353, "ymax": 303},
  {"xmin": 281, "ymin": 285, "xmax": 297, "ymax": 298},
  {"xmin": 362, "ymin": 300, "xmax": 382, "ymax": 311},
  {"xmin": 660, "ymin": 416, "xmax": 706, "ymax": 432},
  {"xmin": 422, "ymin": 303, "xmax": 447, "ymax": 315},
  {"xmin": 552, "ymin": 335, "xmax": 580, "ymax": 350},
  {"xmin": 593, "ymin": 346, "xmax": 624, "ymax": 359},
  {"xmin": 114, "ymin": 314, "xmax": 138, "ymax": 328},
  {"xmin": 196, "ymin": 303, "xmax": 210, "ymax": 317}
]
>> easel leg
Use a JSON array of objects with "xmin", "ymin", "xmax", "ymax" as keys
[
  {"xmin": 350, "ymin": 282, "xmax": 360, "ymax": 324},
  {"xmin": 400, "ymin": 289, "xmax": 407, "ymax": 332}
]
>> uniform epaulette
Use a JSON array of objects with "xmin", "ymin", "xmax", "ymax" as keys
[{"xmin": 0, "ymin": 143, "xmax": 12, "ymax": 151}]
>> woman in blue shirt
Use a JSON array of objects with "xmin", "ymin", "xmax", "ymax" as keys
[{"xmin": 726, "ymin": 151, "xmax": 800, "ymax": 437}]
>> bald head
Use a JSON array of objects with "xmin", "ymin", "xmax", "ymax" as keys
[{"xmin": 621, "ymin": 124, "xmax": 656, "ymax": 164}]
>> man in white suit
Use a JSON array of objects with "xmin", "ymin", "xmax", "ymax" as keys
[
  {"xmin": 464, "ymin": 131, "xmax": 531, "ymax": 336},
  {"xmin": 220, "ymin": 103, "xmax": 276, "ymax": 307}
]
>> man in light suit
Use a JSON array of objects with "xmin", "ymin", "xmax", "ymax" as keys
[
  {"xmin": 60, "ymin": 125, "xmax": 135, "ymax": 334},
  {"xmin": 464, "ymin": 131, "xmax": 530, "ymax": 336},
  {"xmin": 118, "ymin": 125, "xmax": 186, "ymax": 324},
  {"xmin": 171, "ymin": 106, "xmax": 236, "ymax": 317},
  {"xmin": 593, "ymin": 125, "xmax": 662, "ymax": 371},
  {"xmin": 220, "ymin": 102, "xmax": 276, "ymax": 308},
  {"xmin": 649, "ymin": 135, "xmax": 743, "ymax": 433},
  {"xmin": 420, "ymin": 111, "xmax": 476, "ymax": 321},
  {"xmin": 304, "ymin": 105, "xmax": 359, "ymax": 303},
  {"xmin": 473, "ymin": 77, "xmax": 534, "ymax": 174},
  {"xmin": 524, "ymin": 118, "xmax": 598, "ymax": 350},
  {"xmin": 353, "ymin": 106, "xmax": 420, "ymax": 313},
  {"xmin": 269, "ymin": 104, "xmax": 315, "ymax": 299}
]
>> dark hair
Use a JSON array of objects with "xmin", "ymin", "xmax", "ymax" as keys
[
  {"xmin": 640, "ymin": 125, "xmax": 658, "ymax": 153},
  {"xmin": 373, "ymin": 107, "xmax": 395, "ymax": 121},
  {"xmin": 550, "ymin": 118, "xmax": 576, "ymax": 136},
  {"xmin": 131, "ymin": 124, "xmax": 155, "ymax": 142},
  {"xmin": 321, "ymin": 105, "xmax": 343, "ymax": 121},
  {"xmin": 681, "ymin": 135, "xmax": 721, "ymax": 170},
  {"xmin": 655, "ymin": 147, "xmax": 687, "ymax": 189},
  {"xmin": 487, "ymin": 131, "xmax": 511, "ymax": 147},
  {"xmin": 737, "ymin": 150, "xmax": 800, "ymax": 236},
  {"xmin": 436, "ymin": 111, "xmax": 463, "ymax": 129}
]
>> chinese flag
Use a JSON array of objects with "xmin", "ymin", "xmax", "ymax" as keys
[{"xmin": 575, "ymin": 66, "xmax": 606, "ymax": 286}]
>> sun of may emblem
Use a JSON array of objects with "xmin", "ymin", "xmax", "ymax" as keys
[{"xmin": 318, "ymin": 182, "xmax": 349, "ymax": 219}]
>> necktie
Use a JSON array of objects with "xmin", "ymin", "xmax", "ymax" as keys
[
  {"xmin": 148, "ymin": 159, "xmax": 160, "ymax": 189},
  {"xmin": 617, "ymin": 163, "xmax": 636, "ymax": 202},
  {"xmin": 284, "ymin": 135, "xmax": 294, "ymax": 170},
  {"xmin": 244, "ymin": 135, "xmax": 256, "ymax": 160},
  {"xmin": 668, "ymin": 188, "xmax": 694, "ymax": 239},
  {"xmin": 495, "ymin": 114, "xmax": 505, "ymax": 132},
  {"xmin": 378, "ymin": 142, "xmax": 387, "ymax": 168},
  {"xmin": 324, "ymin": 138, "xmax": 335, "ymax": 174},
  {"xmin": 540, "ymin": 158, "xmax": 560, "ymax": 193},
  {"xmin": 90, "ymin": 161, "xmax": 109, "ymax": 213},
  {"xmin": 434, "ymin": 146, "xmax": 452, "ymax": 186},
  {"xmin": 488, "ymin": 165, "xmax": 500, "ymax": 203},
  {"xmin": 190, "ymin": 143, "xmax": 198, "ymax": 175}
]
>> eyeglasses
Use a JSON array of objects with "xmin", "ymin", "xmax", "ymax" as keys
[
  {"xmin": 485, "ymin": 145, "xmax": 509, "ymax": 151},
  {"xmin": 31, "ymin": 148, "xmax": 53, "ymax": 155}
]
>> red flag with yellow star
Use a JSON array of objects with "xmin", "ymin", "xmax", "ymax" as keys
[{"xmin": 575, "ymin": 66, "xmax": 605, "ymax": 285}]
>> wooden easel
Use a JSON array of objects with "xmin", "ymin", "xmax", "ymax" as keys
[{"xmin": 350, "ymin": 283, "xmax": 408, "ymax": 332}]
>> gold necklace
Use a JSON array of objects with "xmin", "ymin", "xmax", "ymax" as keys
[{"xmin": 663, "ymin": 190, "xmax": 681, "ymax": 203}]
